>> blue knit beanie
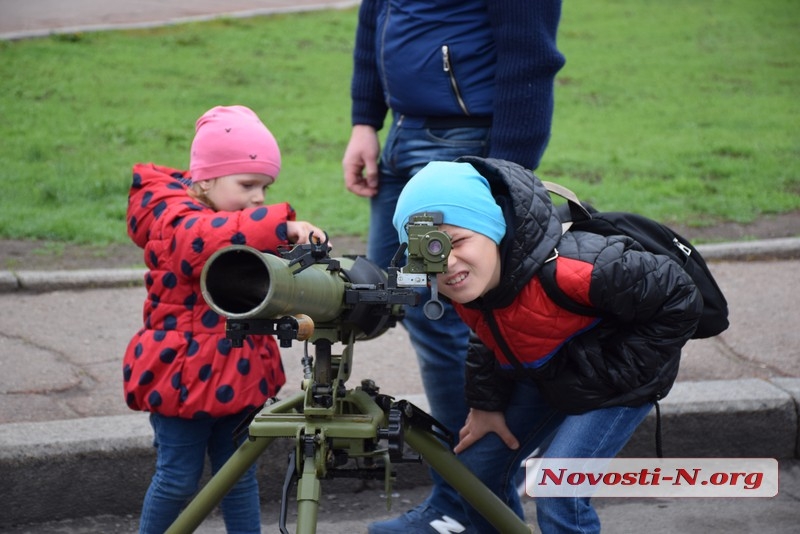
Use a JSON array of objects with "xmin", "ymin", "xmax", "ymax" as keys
[{"xmin": 393, "ymin": 161, "xmax": 506, "ymax": 245}]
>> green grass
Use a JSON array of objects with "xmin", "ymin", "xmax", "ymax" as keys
[
  {"xmin": 543, "ymin": 0, "xmax": 800, "ymax": 226},
  {"xmin": 0, "ymin": 0, "xmax": 797, "ymax": 246}
]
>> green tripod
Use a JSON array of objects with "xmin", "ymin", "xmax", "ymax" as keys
[
  {"xmin": 165, "ymin": 328, "xmax": 531, "ymax": 533},
  {"xmin": 164, "ymin": 237, "xmax": 531, "ymax": 533}
]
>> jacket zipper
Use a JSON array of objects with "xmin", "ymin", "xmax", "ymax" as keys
[{"xmin": 441, "ymin": 45, "xmax": 470, "ymax": 116}]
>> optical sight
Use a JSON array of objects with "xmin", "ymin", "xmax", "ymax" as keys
[{"xmin": 395, "ymin": 212, "xmax": 452, "ymax": 320}]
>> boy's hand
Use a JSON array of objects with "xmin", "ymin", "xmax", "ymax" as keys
[{"xmin": 453, "ymin": 408, "xmax": 520, "ymax": 454}]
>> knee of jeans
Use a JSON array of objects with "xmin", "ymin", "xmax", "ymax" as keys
[
  {"xmin": 458, "ymin": 435, "xmax": 513, "ymax": 485},
  {"xmin": 153, "ymin": 469, "xmax": 201, "ymax": 500},
  {"xmin": 228, "ymin": 466, "xmax": 259, "ymax": 493}
]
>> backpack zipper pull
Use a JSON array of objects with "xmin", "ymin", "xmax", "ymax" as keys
[{"xmin": 673, "ymin": 238, "xmax": 692, "ymax": 257}]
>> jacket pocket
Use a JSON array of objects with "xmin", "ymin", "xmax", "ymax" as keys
[{"xmin": 441, "ymin": 44, "xmax": 470, "ymax": 116}]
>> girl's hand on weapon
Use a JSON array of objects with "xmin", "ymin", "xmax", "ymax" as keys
[
  {"xmin": 454, "ymin": 408, "xmax": 520, "ymax": 454},
  {"xmin": 287, "ymin": 221, "xmax": 330, "ymax": 248}
]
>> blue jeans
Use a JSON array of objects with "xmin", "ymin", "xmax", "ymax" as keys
[
  {"xmin": 456, "ymin": 381, "xmax": 653, "ymax": 533},
  {"xmin": 368, "ymin": 116, "xmax": 490, "ymax": 521},
  {"xmin": 139, "ymin": 412, "xmax": 260, "ymax": 534}
]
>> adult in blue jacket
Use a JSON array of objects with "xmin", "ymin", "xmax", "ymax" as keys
[{"xmin": 342, "ymin": 1, "xmax": 565, "ymax": 532}]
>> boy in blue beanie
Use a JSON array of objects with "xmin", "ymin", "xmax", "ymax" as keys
[
  {"xmin": 345, "ymin": 3, "xmax": 565, "ymax": 531},
  {"xmin": 393, "ymin": 157, "xmax": 703, "ymax": 533}
]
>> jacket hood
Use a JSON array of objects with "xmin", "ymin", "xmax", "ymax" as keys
[
  {"xmin": 457, "ymin": 156, "xmax": 563, "ymax": 308},
  {"xmin": 127, "ymin": 163, "xmax": 199, "ymax": 249}
]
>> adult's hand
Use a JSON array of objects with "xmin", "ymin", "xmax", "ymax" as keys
[{"xmin": 342, "ymin": 124, "xmax": 380, "ymax": 198}]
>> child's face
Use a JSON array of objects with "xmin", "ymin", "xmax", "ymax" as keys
[
  {"xmin": 435, "ymin": 223, "xmax": 502, "ymax": 303},
  {"xmin": 199, "ymin": 173, "xmax": 274, "ymax": 211}
]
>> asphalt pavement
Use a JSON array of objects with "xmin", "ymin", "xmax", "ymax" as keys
[
  {"xmin": 1, "ymin": 1, "xmax": 799, "ymax": 532},
  {"xmin": 0, "ymin": 0, "xmax": 361, "ymax": 41}
]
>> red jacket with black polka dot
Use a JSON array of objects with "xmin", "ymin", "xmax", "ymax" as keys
[{"xmin": 123, "ymin": 163, "xmax": 290, "ymax": 418}]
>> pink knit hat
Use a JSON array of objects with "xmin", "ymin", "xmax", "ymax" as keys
[{"xmin": 189, "ymin": 105, "xmax": 281, "ymax": 182}]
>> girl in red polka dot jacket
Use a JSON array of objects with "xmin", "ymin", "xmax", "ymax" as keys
[{"xmin": 124, "ymin": 105, "xmax": 326, "ymax": 534}]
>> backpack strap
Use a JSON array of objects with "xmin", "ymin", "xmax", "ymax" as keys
[
  {"xmin": 654, "ymin": 400, "xmax": 664, "ymax": 458},
  {"xmin": 541, "ymin": 180, "xmax": 593, "ymax": 222},
  {"xmin": 482, "ymin": 310, "xmax": 528, "ymax": 375},
  {"xmin": 539, "ymin": 180, "xmax": 599, "ymax": 316},
  {"xmin": 539, "ymin": 257, "xmax": 598, "ymax": 317}
]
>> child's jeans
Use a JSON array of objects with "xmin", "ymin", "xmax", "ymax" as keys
[
  {"xmin": 456, "ymin": 380, "xmax": 653, "ymax": 534},
  {"xmin": 139, "ymin": 411, "xmax": 260, "ymax": 534}
]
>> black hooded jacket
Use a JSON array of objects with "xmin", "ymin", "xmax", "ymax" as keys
[{"xmin": 453, "ymin": 157, "xmax": 703, "ymax": 414}]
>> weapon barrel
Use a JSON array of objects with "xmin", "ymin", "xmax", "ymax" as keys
[{"xmin": 201, "ymin": 245, "xmax": 346, "ymax": 322}]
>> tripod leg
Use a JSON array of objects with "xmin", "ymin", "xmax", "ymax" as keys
[
  {"xmin": 404, "ymin": 426, "xmax": 531, "ymax": 534},
  {"xmin": 294, "ymin": 449, "xmax": 322, "ymax": 534},
  {"xmin": 165, "ymin": 433, "xmax": 275, "ymax": 533}
]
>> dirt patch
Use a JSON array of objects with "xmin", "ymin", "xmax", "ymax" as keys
[{"xmin": 1, "ymin": 212, "xmax": 798, "ymax": 271}]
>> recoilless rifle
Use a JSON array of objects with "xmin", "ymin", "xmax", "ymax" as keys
[{"xmin": 165, "ymin": 212, "xmax": 530, "ymax": 533}]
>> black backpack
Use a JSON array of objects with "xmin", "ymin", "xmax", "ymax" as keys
[{"xmin": 539, "ymin": 181, "xmax": 730, "ymax": 339}]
